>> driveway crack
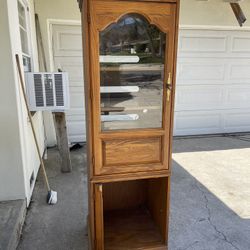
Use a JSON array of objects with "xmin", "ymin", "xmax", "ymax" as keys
[{"xmin": 194, "ymin": 183, "xmax": 241, "ymax": 250}]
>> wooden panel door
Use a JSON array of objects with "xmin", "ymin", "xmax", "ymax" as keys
[{"xmin": 89, "ymin": 1, "xmax": 177, "ymax": 176}]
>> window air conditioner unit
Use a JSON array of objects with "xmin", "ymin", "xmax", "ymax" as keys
[{"xmin": 25, "ymin": 72, "xmax": 70, "ymax": 111}]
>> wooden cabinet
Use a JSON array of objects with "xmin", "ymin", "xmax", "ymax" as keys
[
  {"xmin": 94, "ymin": 177, "xmax": 170, "ymax": 250},
  {"xmin": 79, "ymin": 0, "xmax": 179, "ymax": 249}
]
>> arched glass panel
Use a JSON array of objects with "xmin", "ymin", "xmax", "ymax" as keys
[{"xmin": 99, "ymin": 14, "xmax": 166, "ymax": 131}]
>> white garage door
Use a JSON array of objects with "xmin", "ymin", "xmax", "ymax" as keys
[
  {"xmin": 175, "ymin": 28, "xmax": 250, "ymax": 136},
  {"xmin": 52, "ymin": 24, "xmax": 250, "ymax": 141},
  {"xmin": 52, "ymin": 24, "xmax": 86, "ymax": 142}
]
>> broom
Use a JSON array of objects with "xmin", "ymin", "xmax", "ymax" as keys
[{"xmin": 15, "ymin": 54, "xmax": 57, "ymax": 205}]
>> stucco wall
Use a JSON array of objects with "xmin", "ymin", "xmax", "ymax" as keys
[
  {"xmin": 0, "ymin": 0, "xmax": 26, "ymax": 201},
  {"xmin": 22, "ymin": 0, "xmax": 45, "ymax": 203},
  {"xmin": 180, "ymin": 0, "xmax": 250, "ymax": 27},
  {"xmin": 0, "ymin": 0, "xmax": 45, "ymax": 203}
]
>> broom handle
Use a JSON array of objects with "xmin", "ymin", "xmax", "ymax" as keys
[{"xmin": 15, "ymin": 54, "xmax": 50, "ymax": 191}]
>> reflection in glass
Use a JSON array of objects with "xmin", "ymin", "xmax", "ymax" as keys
[{"xmin": 100, "ymin": 14, "xmax": 166, "ymax": 131}]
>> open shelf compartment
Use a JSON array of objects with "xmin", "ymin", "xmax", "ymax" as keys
[{"xmin": 94, "ymin": 177, "xmax": 169, "ymax": 250}]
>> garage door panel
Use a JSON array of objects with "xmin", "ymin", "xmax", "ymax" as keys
[
  {"xmin": 232, "ymin": 36, "xmax": 250, "ymax": 53},
  {"xmin": 53, "ymin": 25, "xmax": 82, "ymax": 57},
  {"xmin": 66, "ymin": 109, "xmax": 85, "ymax": 116},
  {"xmin": 175, "ymin": 110, "xmax": 250, "ymax": 136},
  {"xmin": 54, "ymin": 57, "xmax": 83, "ymax": 81},
  {"xmin": 175, "ymin": 86, "xmax": 224, "ymax": 111},
  {"xmin": 67, "ymin": 121, "xmax": 86, "ymax": 135},
  {"xmin": 69, "ymin": 85, "xmax": 84, "ymax": 92},
  {"xmin": 177, "ymin": 61, "xmax": 226, "ymax": 82},
  {"xmin": 66, "ymin": 112, "xmax": 86, "ymax": 119},
  {"xmin": 69, "ymin": 85, "xmax": 85, "ymax": 94},
  {"xmin": 69, "ymin": 93, "xmax": 85, "ymax": 109},
  {"xmin": 224, "ymin": 111, "xmax": 250, "ymax": 131},
  {"xmin": 178, "ymin": 31, "xmax": 228, "ymax": 54},
  {"xmin": 225, "ymin": 86, "xmax": 250, "ymax": 108},
  {"xmin": 179, "ymin": 29, "xmax": 250, "ymax": 58},
  {"xmin": 176, "ymin": 84, "xmax": 250, "ymax": 112},
  {"xmin": 174, "ymin": 111, "xmax": 222, "ymax": 136},
  {"xmin": 229, "ymin": 64, "xmax": 250, "ymax": 80},
  {"xmin": 176, "ymin": 28, "xmax": 250, "ymax": 136},
  {"xmin": 62, "ymin": 64, "xmax": 83, "ymax": 82},
  {"xmin": 66, "ymin": 119, "xmax": 85, "ymax": 128},
  {"xmin": 53, "ymin": 24, "xmax": 250, "ymax": 141},
  {"xmin": 177, "ymin": 58, "xmax": 250, "ymax": 85},
  {"xmin": 70, "ymin": 135, "xmax": 86, "ymax": 142},
  {"xmin": 53, "ymin": 24, "xmax": 86, "ymax": 143},
  {"xmin": 68, "ymin": 81, "xmax": 84, "ymax": 88},
  {"xmin": 67, "ymin": 119, "xmax": 86, "ymax": 142},
  {"xmin": 57, "ymin": 32, "xmax": 82, "ymax": 52}
]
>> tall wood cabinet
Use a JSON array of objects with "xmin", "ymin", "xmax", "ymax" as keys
[{"xmin": 79, "ymin": 0, "xmax": 180, "ymax": 249}]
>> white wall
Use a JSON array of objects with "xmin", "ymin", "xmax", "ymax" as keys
[
  {"xmin": 0, "ymin": 0, "xmax": 45, "ymax": 204},
  {"xmin": 0, "ymin": 0, "xmax": 26, "ymax": 201},
  {"xmin": 23, "ymin": 0, "xmax": 45, "ymax": 203},
  {"xmin": 180, "ymin": 0, "xmax": 250, "ymax": 27}
]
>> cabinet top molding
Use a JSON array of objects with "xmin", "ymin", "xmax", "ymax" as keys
[{"xmin": 78, "ymin": 0, "xmax": 179, "ymax": 10}]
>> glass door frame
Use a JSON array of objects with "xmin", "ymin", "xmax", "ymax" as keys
[{"xmin": 89, "ymin": 1, "xmax": 177, "ymax": 176}]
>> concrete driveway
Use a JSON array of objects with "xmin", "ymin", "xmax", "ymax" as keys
[
  {"xmin": 18, "ymin": 135, "xmax": 250, "ymax": 250},
  {"xmin": 170, "ymin": 135, "xmax": 250, "ymax": 250}
]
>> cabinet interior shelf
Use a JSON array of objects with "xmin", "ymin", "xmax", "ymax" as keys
[
  {"xmin": 102, "ymin": 177, "xmax": 168, "ymax": 250},
  {"xmin": 104, "ymin": 208, "xmax": 165, "ymax": 250}
]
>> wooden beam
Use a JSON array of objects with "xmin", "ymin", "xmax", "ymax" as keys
[
  {"xmin": 77, "ymin": 0, "xmax": 82, "ymax": 10},
  {"xmin": 53, "ymin": 112, "xmax": 72, "ymax": 173},
  {"xmin": 230, "ymin": 3, "xmax": 247, "ymax": 27}
]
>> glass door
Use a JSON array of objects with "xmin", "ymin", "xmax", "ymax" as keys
[
  {"xmin": 100, "ymin": 14, "xmax": 165, "ymax": 131},
  {"xmin": 90, "ymin": 1, "xmax": 177, "ymax": 176}
]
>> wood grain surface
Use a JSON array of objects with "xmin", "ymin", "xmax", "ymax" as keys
[
  {"xmin": 103, "ymin": 137, "xmax": 162, "ymax": 166},
  {"xmin": 80, "ymin": 0, "xmax": 180, "ymax": 248}
]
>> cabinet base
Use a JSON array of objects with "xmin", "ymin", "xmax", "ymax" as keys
[{"xmin": 104, "ymin": 207, "xmax": 167, "ymax": 250}]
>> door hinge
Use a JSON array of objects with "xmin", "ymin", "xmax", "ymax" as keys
[{"xmin": 92, "ymin": 155, "xmax": 95, "ymax": 166}]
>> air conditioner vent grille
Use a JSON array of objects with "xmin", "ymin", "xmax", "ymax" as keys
[
  {"xmin": 25, "ymin": 72, "xmax": 69, "ymax": 111},
  {"xmin": 55, "ymin": 74, "xmax": 64, "ymax": 106},
  {"xmin": 34, "ymin": 74, "xmax": 44, "ymax": 107},
  {"xmin": 44, "ymin": 74, "xmax": 54, "ymax": 106}
]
